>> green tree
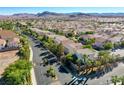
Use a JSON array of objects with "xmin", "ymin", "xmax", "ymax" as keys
[
  {"xmin": 82, "ymin": 45, "xmax": 92, "ymax": 49},
  {"xmin": 120, "ymin": 76, "xmax": 124, "ymax": 85},
  {"xmin": 97, "ymin": 51, "xmax": 112, "ymax": 70},
  {"xmin": 82, "ymin": 54, "xmax": 93, "ymax": 73},
  {"xmin": 2, "ymin": 60, "xmax": 32, "ymax": 85},
  {"xmin": 114, "ymin": 42, "xmax": 120, "ymax": 49},
  {"xmin": 121, "ymin": 41, "xmax": 124, "ymax": 48},
  {"xmin": 103, "ymin": 42, "xmax": 113, "ymax": 50},
  {"xmin": 37, "ymin": 36, "xmax": 43, "ymax": 41},
  {"xmin": 85, "ymin": 31, "xmax": 94, "ymax": 34},
  {"xmin": 65, "ymin": 53, "xmax": 73, "ymax": 62},
  {"xmin": 19, "ymin": 36, "xmax": 30, "ymax": 60},
  {"xmin": 95, "ymin": 61, "xmax": 102, "ymax": 70},
  {"xmin": 47, "ymin": 66, "xmax": 56, "ymax": 78},
  {"xmin": 84, "ymin": 38, "xmax": 95, "ymax": 45},
  {"xmin": 0, "ymin": 21, "xmax": 14, "ymax": 30},
  {"xmin": 56, "ymin": 43, "xmax": 64, "ymax": 59},
  {"xmin": 111, "ymin": 76, "xmax": 120, "ymax": 85}
]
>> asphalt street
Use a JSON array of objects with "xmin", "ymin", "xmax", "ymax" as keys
[{"xmin": 29, "ymin": 37, "xmax": 72, "ymax": 85}]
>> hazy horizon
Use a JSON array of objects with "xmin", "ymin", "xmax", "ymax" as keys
[{"xmin": 1, "ymin": 7, "xmax": 124, "ymax": 15}]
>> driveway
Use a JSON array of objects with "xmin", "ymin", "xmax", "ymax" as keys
[
  {"xmin": 86, "ymin": 62, "xmax": 124, "ymax": 85},
  {"xmin": 111, "ymin": 49, "xmax": 124, "ymax": 57},
  {"xmin": 85, "ymin": 49, "xmax": 124, "ymax": 85}
]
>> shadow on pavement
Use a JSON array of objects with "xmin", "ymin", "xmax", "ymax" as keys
[
  {"xmin": 39, "ymin": 51, "xmax": 49, "ymax": 56},
  {"xmin": 58, "ymin": 65, "xmax": 69, "ymax": 74},
  {"xmin": 0, "ymin": 77, "xmax": 6, "ymax": 85},
  {"xmin": 80, "ymin": 62, "xmax": 119, "ymax": 85},
  {"xmin": 34, "ymin": 44, "xmax": 42, "ymax": 48}
]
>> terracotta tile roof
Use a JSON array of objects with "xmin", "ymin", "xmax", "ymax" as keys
[
  {"xmin": 76, "ymin": 48, "xmax": 98, "ymax": 59},
  {"xmin": 80, "ymin": 34, "xmax": 95, "ymax": 39},
  {"xmin": 0, "ymin": 39, "xmax": 6, "ymax": 45},
  {"xmin": 0, "ymin": 30, "xmax": 18, "ymax": 40},
  {"xmin": 12, "ymin": 38, "xmax": 20, "ymax": 43}
]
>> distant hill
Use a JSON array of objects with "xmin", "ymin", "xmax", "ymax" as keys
[
  {"xmin": 12, "ymin": 13, "xmax": 36, "ymax": 18},
  {"xmin": 0, "ymin": 15, "xmax": 8, "ymax": 19},
  {"xmin": 1, "ymin": 11, "xmax": 124, "ymax": 19},
  {"xmin": 13, "ymin": 13, "xmax": 35, "ymax": 16},
  {"xmin": 36, "ymin": 11, "xmax": 63, "ymax": 17},
  {"xmin": 87, "ymin": 13, "xmax": 124, "ymax": 17},
  {"xmin": 36, "ymin": 12, "xmax": 124, "ymax": 17}
]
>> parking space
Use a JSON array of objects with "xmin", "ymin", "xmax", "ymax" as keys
[{"xmin": 29, "ymin": 37, "xmax": 73, "ymax": 85}]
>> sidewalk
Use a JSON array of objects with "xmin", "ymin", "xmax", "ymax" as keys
[
  {"xmin": 86, "ymin": 62, "xmax": 124, "ymax": 85},
  {"xmin": 29, "ymin": 46, "xmax": 37, "ymax": 85}
]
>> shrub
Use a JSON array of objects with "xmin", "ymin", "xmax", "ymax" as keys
[
  {"xmin": 103, "ymin": 42, "xmax": 113, "ymax": 50},
  {"xmin": 2, "ymin": 60, "xmax": 32, "ymax": 85},
  {"xmin": 82, "ymin": 45, "xmax": 92, "ymax": 49}
]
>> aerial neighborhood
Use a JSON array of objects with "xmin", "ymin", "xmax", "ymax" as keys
[
  {"xmin": 28, "ymin": 12, "xmax": 124, "ymax": 85},
  {"xmin": 1, "ymin": 8, "xmax": 124, "ymax": 85}
]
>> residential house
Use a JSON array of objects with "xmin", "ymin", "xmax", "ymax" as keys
[
  {"xmin": 49, "ymin": 35, "xmax": 81, "ymax": 54},
  {"xmin": 107, "ymin": 34, "xmax": 124, "ymax": 44},
  {"xmin": 92, "ymin": 34, "xmax": 109, "ymax": 50},
  {"xmin": 63, "ymin": 42, "xmax": 82, "ymax": 54},
  {"xmin": 68, "ymin": 48, "xmax": 98, "ymax": 72},
  {"xmin": 0, "ymin": 30, "xmax": 20, "ymax": 48},
  {"xmin": 7, "ymin": 37, "xmax": 20, "ymax": 47},
  {"xmin": 31, "ymin": 28, "xmax": 54, "ymax": 36},
  {"xmin": 76, "ymin": 48, "xmax": 98, "ymax": 61},
  {"xmin": 0, "ymin": 39, "xmax": 6, "ymax": 50},
  {"xmin": 54, "ymin": 35, "xmax": 70, "ymax": 44},
  {"xmin": 79, "ymin": 34, "xmax": 95, "ymax": 40},
  {"xmin": 0, "ymin": 30, "xmax": 18, "ymax": 40}
]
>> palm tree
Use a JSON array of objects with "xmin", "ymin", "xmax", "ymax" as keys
[
  {"xmin": 89, "ymin": 60, "xmax": 95, "ymax": 72},
  {"xmin": 56, "ymin": 43, "xmax": 64, "ymax": 60},
  {"xmin": 65, "ymin": 53, "xmax": 73, "ymax": 62},
  {"xmin": 82, "ymin": 54, "xmax": 88, "ymax": 64},
  {"xmin": 98, "ymin": 51, "xmax": 111, "ymax": 72},
  {"xmin": 82, "ymin": 54, "xmax": 92, "ymax": 74},
  {"xmin": 120, "ymin": 76, "xmax": 124, "ymax": 85},
  {"xmin": 95, "ymin": 60, "xmax": 102, "ymax": 69}
]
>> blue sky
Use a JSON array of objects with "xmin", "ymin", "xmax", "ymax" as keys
[{"xmin": 1, "ymin": 7, "xmax": 124, "ymax": 15}]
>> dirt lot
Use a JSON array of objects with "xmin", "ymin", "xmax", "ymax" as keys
[{"xmin": 0, "ymin": 50, "xmax": 19, "ymax": 75}]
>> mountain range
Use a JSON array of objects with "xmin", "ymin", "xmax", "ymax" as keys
[{"xmin": 1, "ymin": 11, "xmax": 124, "ymax": 19}]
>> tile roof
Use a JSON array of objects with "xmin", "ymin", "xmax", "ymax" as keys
[
  {"xmin": 0, "ymin": 39, "xmax": 6, "ymax": 45},
  {"xmin": 0, "ymin": 30, "xmax": 18, "ymax": 40},
  {"xmin": 76, "ymin": 48, "xmax": 98, "ymax": 59}
]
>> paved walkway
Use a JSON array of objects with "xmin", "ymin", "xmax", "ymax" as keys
[
  {"xmin": 86, "ymin": 49, "xmax": 124, "ymax": 85},
  {"xmin": 86, "ymin": 62, "xmax": 124, "ymax": 85},
  {"xmin": 50, "ymin": 80, "xmax": 61, "ymax": 85},
  {"xmin": 111, "ymin": 49, "xmax": 124, "ymax": 57}
]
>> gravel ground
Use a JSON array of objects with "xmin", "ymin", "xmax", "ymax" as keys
[{"xmin": 0, "ymin": 56, "xmax": 19, "ymax": 75}]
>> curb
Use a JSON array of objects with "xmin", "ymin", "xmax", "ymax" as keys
[{"xmin": 29, "ymin": 46, "xmax": 37, "ymax": 85}]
